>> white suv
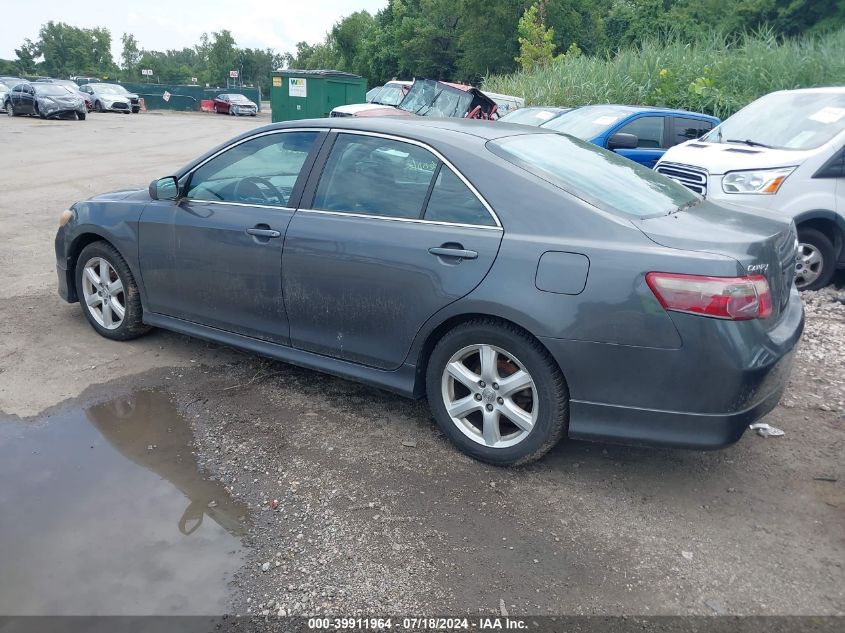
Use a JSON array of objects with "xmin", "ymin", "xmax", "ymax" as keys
[{"xmin": 656, "ymin": 87, "xmax": 845, "ymax": 290}]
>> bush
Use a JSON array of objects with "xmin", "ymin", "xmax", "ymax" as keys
[{"xmin": 483, "ymin": 28, "xmax": 845, "ymax": 119}]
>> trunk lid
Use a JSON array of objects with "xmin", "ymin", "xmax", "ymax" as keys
[{"xmin": 632, "ymin": 200, "xmax": 797, "ymax": 321}]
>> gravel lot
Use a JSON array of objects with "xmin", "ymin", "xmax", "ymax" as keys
[{"xmin": 0, "ymin": 111, "xmax": 842, "ymax": 618}]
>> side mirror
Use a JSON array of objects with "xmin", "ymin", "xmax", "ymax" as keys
[
  {"xmin": 149, "ymin": 176, "xmax": 179, "ymax": 201},
  {"xmin": 608, "ymin": 132, "xmax": 639, "ymax": 150}
]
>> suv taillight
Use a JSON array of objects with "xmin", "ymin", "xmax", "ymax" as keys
[{"xmin": 646, "ymin": 272, "xmax": 772, "ymax": 321}]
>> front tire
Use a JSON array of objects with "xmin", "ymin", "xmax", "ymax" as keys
[
  {"xmin": 77, "ymin": 111, "xmax": 86, "ymax": 121},
  {"xmin": 426, "ymin": 319, "xmax": 568, "ymax": 466},
  {"xmin": 95, "ymin": 101, "xmax": 103, "ymax": 113},
  {"xmin": 4, "ymin": 101, "xmax": 13, "ymax": 116},
  {"xmin": 795, "ymin": 228, "xmax": 836, "ymax": 291},
  {"xmin": 75, "ymin": 242, "xmax": 151, "ymax": 341}
]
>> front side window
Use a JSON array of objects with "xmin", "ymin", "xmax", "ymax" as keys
[
  {"xmin": 489, "ymin": 133, "xmax": 698, "ymax": 218},
  {"xmin": 186, "ymin": 132, "xmax": 318, "ymax": 206},
  {"xmin": 614, "ymin": 116, "xmax": 665, "ymax": 148},
  {"xmin": 313, "ymin": 134, "xmax": 438, "ymax": 218},
  {"xmin": 424, "ymin": 168, "xmax": 495, "ymax": 226}
]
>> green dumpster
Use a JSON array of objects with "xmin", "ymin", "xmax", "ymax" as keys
[{"xmin": 270, "ymin": 69, "xmax": 367, "ymax": 122}]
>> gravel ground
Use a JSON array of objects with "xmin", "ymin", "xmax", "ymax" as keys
[{"xmin": 155, "ymin": 287, "xmax": 845, "ymax": 619}]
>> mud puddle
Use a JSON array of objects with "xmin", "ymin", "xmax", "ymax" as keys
[{"xmin": 0, "ymin": 389, "xmax": 247, "ymax": 615}]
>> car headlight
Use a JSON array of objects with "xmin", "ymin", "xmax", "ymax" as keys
[
  {"xmin": 59, "ymin": 208, "xmax": 76, "ymax": 226},
  {"xmin": 722, "ymin": 167, "xmax": 795, "ymax": 194}
]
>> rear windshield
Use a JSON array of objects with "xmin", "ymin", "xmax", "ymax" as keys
[
  {"xmin": 488, "ymin": 133, "xmax": 699, "ymax": 218},
  {"xmin": 540, "ymin": 105, "xmax": 633, "ymax": 139}
]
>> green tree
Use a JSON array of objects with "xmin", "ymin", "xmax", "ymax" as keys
[
  {"xmin": 121, "ymin": 33, "xmax": 141, "ymax": 77},
  {"xmin": 515, "ymin": 2, "xmax": 558, "ymax": 71},
  {"xmin": 14, "ymin": 39, "xmax": 39, "ymax": 74}
]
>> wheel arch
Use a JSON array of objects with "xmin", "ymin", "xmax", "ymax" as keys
[
  {"xmin": 66, "ymin": 232, "xmax": 131, "ymax": 301},
  {"xmin": 411, "ymin": 312, "xmax": 563, "ymax": 398},
  {"xmin": 795, "ymin": 210, "xmax": 844, "ymax": 264}
]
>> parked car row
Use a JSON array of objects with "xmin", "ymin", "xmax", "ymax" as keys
[
  {"xmin": 496, "ymin": 89, "xmax": 844, "ymax": 290},
  {"xmin": 1, "ymin": 76, "xmax": 142, "ymax": 119}
]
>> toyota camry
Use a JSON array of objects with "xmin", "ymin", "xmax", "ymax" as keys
[{"xmin": 55, "ymin": 118, "xmax": 803, "ymax": 465}]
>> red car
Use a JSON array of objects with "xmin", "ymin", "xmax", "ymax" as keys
[{"xmin": 213, "ymin": 93, "xmax": 257, "ymax": 116}]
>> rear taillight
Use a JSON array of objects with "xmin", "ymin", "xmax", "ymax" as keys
[{"xmin": 646, "ymin": 272, "xmax": 772, "ymax": 321}]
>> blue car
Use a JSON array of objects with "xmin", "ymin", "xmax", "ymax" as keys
[{"xmin": 539, "ymin": 105, "xmax": 720, "ymax": 168}]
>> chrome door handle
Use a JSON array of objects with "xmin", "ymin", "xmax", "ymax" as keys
[
  {"xmin": 428, "ymin": 247, "xmax": 478, "ymax": 260},
  {"xmin": 246, "ymin": 228, "xmax": 281, "ymax": 238}
]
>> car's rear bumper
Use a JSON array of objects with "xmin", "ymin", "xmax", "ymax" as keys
[
  {"xmin": 566, "ymin": 377, "xmax": 788, "ymax": 449},
  {"xmin": 540, "ymin": 289, "xmax": 804, "ymax": 449}
]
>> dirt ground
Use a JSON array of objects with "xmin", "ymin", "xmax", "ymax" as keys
[{"xmin": 0, "ymin": 111, "xmax": 842, "ymax": 618}]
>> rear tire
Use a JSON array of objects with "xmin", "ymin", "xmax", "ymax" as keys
[
  {"xmin": 426, "ymin": 319, "xmax": 568, "ymax": 466},
  {"xmin": 75, "ymin": 241, "xmax": 151, "ymax": 341},
  {"xmin": 796, "ymin": 228, "xmax": 836, "ymax": 291}
]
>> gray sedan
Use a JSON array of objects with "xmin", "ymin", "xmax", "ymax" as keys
[{"xmin": 54, "ymin": 118, "xmax": 803, "ymax": 465}]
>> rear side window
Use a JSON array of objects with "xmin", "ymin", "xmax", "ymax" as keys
[
  {"xmin": 672, "ymin": 117, "xmax": 713, "ymax": 145},
  {"xmin": 489, "ymin": 133, "xmax": 698, "ymax": 218},
  {"xmin": 314, "ymin": 134, "xmax": 437, "ymax": 218},
  {"xmin": 424, "ymin": 167, "xmax": 495, "ymax": 226},
  {"xmin": 614, "ymin": 116, "xmax": 665, "ymax": 148}
]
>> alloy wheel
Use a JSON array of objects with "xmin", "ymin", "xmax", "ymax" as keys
[
  {"xmin": 441, "ymin": 344, "xmax": 537, "ymax": 449},
  {"xmin": 795, "ymin": 242, "xmax": 822, "ymax": 289},
  {"xmin": 81, "ymin": 257, "xmax": 126, "ymax": 330}
]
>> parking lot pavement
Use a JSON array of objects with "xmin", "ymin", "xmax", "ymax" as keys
[{"xmin": 0, "ymin": 111, "xmax": 842, "ymax": 617}]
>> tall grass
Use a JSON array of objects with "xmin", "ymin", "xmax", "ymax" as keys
[{"xmin": 484, "ymin": 29, "xmax": 845, "ymax": 119}]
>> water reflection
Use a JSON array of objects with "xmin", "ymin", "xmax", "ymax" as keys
[
  {"xmin": 83, "ymin": 391, "xmax": 246, "ymax": 538},
  {"xmin": 0, "ymin": 390, "xmax": 246, "ymax": 615}
]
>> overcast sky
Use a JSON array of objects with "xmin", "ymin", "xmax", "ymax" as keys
[{"xmin": 1, "ymin": 1, "xmax": 389, "ymax": 61}]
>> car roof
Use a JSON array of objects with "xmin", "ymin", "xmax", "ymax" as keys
[
  {"xmin": 260, "ymin": 116, "xmax": 557, "ymax": 142},
  {"xmin": 571, "ymin": 104, "xmax": 718, "ymax": 119},
  {"xmin": 769, "ymin": 86, "xmax": 845, "ymax": 95}
]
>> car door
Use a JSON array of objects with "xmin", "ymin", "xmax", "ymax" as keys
[
  {"xmin": 282, "ymin": 131, "xmax": 504, "ymax": 370},
  {"xmin": 138, "ymin": 129, "xmax": 325, "ymax": 344},
  {"xmin": 608, "ymin": 115, "xmax": 667, "ymax": 167},
  {"xmin": 8, "ymin": 85, "xmax": 23, "ymax": 113}
]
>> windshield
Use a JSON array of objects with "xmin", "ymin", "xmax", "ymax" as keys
[
  {"xmin": 398, "ymin": 80, "xmax": 473, "ymax": 117},
  {"xmin": 489, "ymin": 133, "xmax": 698, "ymax": 218},
  {"xmin": 374, "ymin": 83, "xmax": 406, "ymax": 106},
  {"xmin": 500, "ymin": 108, "xmax": 569, "ymax": 126},
  {"xmin": 540, "ymin": 105, "xmax": 633, "ymax": 139},
  {"xmin": 34, "ymin": 84, "xmax": 75, "ymax": 97},
  {"xmin": 702, "ymin": 91, "xmax": 845, "ymax": 150},
  {"xmin": 94, "ymin": 84, "xmax": 128, "ymax": 95}
]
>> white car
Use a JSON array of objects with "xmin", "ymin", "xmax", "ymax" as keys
[
  {"xmin": 331, "ymin": 80, "xmax": 412, "ymax": 117},
  {"xmin": 656, "ymin": 87, "xmax": 845, "ymax": 290},
  {"xmin": 482, "ymin": 91, "xmax": 525, "ymax": 116}
]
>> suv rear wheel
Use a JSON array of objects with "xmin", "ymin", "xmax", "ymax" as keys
[{"xmin": 796, "ymin": 228, "xmax": 836, "ymax": 291}]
